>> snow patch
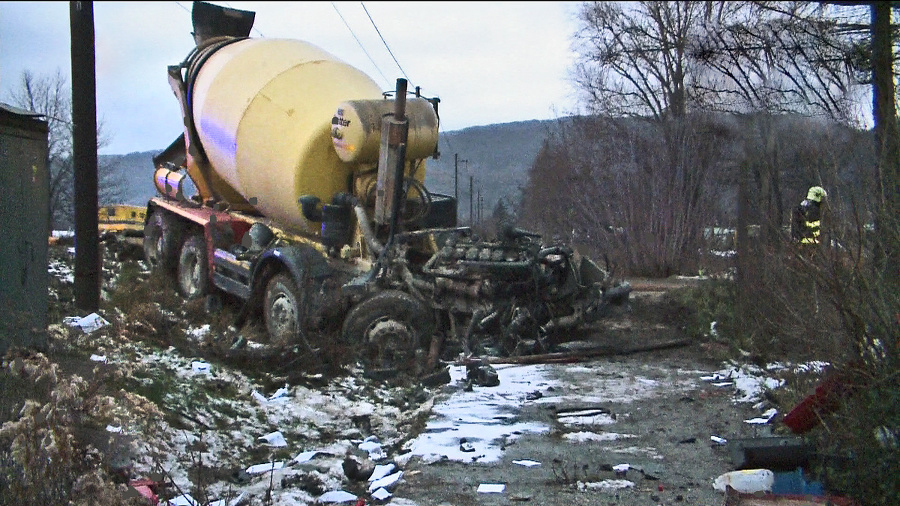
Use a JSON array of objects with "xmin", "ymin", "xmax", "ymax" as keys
[
  {"xmin": 577, "ymin": 479, "xmax": 634, "ymax": 491},
  {"xmin": 563, "ymin": 431, "xmax": 636, "ymax": 443}
]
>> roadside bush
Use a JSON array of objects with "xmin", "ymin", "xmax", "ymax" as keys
[
  {"xmin": 673, "ymin": 216, "xmax": 897, "ymax": 506},
  {"xmin": 0, "ymin": 350, "xmax": 150, "ymax": 506},
  {"xmin": 726, "ymin": 224, "xmax": 898, "ymax": 505},
  {"xmin": 815, "ymin": 361, "xmax": 899, "ymax": 505},
  {"xmin": 670, "ymin": 279, "xmax": 738, "ymax": 345},
  {"xmin": 802, "ymin": 229, "xmax": 898, "ymax": 506}
]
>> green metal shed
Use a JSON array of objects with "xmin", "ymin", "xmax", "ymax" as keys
[{"xmin": 1, "ymin": 103, "xmax": 50, "ymax": 355}]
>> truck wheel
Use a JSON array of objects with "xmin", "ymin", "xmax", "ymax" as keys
[
  {"xmin": 143, "ymin": 211, "xmax": 182, "ymax": 272},
  {"xmin": 341, "ymin": 290, "xmax": 435, "ymax": 370},
  {"xmin": 264, "ymin": 273, "xmax": 305, "ymax": 347},
  {"xmin": 177, "ymin": 234, "xmax": 209, "ymax": 299}
]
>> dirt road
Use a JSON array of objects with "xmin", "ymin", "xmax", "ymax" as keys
[
  {"xmin": 388, "ymin": 280, "xmax": 773, "ymax": 506},
  {"xmin": 393, "ymin": 349, "xmax": 768, "ymax": 506}
]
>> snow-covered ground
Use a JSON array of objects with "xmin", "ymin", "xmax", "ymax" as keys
[{"xmin": 41, "ymin": 244, "xmax": 830, "ymax": 506}]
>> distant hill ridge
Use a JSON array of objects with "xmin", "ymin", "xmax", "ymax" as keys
[{"xmin": 100, "ymin": 119, "xmax": 561, "ymax": 220}]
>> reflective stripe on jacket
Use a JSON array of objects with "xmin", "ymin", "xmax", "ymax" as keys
[{"xmin": 801, "ymin": 219, "xmax": 821, "ymax": 244}]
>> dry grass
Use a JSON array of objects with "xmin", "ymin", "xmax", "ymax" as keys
[{"xmin": 0, "ymin": 350, "xmax": 162, "ymax": 506}]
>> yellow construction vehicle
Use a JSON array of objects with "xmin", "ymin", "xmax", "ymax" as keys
[
  {"xmin": 98, "ymin": 204, "xmax": 146, "ymax": 236},
  {"xmin": 141, "ymin": 1, "xmax": 630, "ymax": 371}
]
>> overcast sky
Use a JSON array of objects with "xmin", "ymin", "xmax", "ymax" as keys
[{"xmin": 1, "ymin": 1, "xmax": 585, "ymax": 155}]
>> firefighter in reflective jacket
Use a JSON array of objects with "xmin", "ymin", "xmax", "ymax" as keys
[{"xmin": 792, "ymin": 186, "xmax": 827, "ymax": 245}]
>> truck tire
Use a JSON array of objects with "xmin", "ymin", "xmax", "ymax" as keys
[
  {"xmin": 341, "ymin": 290, "xmax": 435, "ymax": 370},
  {"xmin": 143, "ymin": 211, "xmax": 183, "ymax": 273},
  {"xmin": 177, "ymin": 234, "xmax": 209, "ymax": 299},
  {"xmin": 263, "ymin": 273, "xmax": 305, "ymax": 347}
]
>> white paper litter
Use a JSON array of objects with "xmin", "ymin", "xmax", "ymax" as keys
[
  {"xmin": 246, "ymin": 461, "xmax": 284, "ymax": 474},
  {"xmin": 64, "ymin": 312, "xmax": 109, "ymax": 333},
  {"xmin": 713, "ymin": 469, "xmax": 774, "ymax": 493},
  {"xmin": 258, "ymin": 431, "xmax": 287, "ymax": 447},
  {"xmin": 208, "ymin": 492, "xmax": 246, "ymax": 506},
  {"xmin": 269, "ymin": 385, "xmax": 290, "ymax": 401},
  {"xmin": 167, "ymin": 494, "xmax": 198, "ymax": 506},
  {"xmin": 90, "ymin": 354, "xmax": 107, "ymax": 362},
  {"xmin": 745, "ymin": 408, "xmax": 778, "ymax": 424},
  {"xmin": 105, "ymin": 425, "xmax": 122, "ymax": 433},
  {"xmin": 371, "ymin": 488, "xmax": 392, "ymax": 500},
  {"xmin": 512, "ymin": 459, "xmax": 541, "ymax": 467},
  {"xmin": 713, "ymin": 381, "xmax": 734, "ymax": 387},
  {"xmin": 710, "ymin": 435, "xmax": 728, "ymax": 445},
  {"xmin": 368, "ymin": 463, "xmax": 396, "ymax": 481},
  {"xmin": 191, "ymin": 361, "xmax": 211, "ymax": 375},
  {"xmin": 368, "ymin": 470, "xmax": 403, "ymax": 492},
  {"xmin": 293, "ymin": 450, "xmax": 320, "ymax": 463},
  {"xmin": 317, "ymin": 490, "xmax": 357, "ymax": 503},
  {"xmin": 477, "ymin": 483, "xmax": 506, "ymax": 493},
  {"xmin": 251, "ymin": 386, "xmax": 290, "ymax": 404}
]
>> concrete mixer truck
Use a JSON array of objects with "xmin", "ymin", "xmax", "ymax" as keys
[{"xmin": 143, "ymin": 1, "xmax": 631, "ymax": 372}]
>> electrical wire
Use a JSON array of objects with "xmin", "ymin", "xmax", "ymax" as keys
[
  {"xmin": 176, "ymin": 1, "xmax": 456, "ymax": 155},
  {"xmin": 352, "ymin": 2, "xmax": 456, "ymax": 153},
  {"xmin": 360, "ymin": 2, "xmax": 412, "ymax": 87},
  {"xmin": 331, "ymin": 2, "xmax": 392, "ymax": 87}
]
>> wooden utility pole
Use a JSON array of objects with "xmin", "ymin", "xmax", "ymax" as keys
[
  {"xmin": 454, "ymin": 153, "xmax": 458, "ymax": 203},
  {"xmin": 469, "ymin": 175, "xmax": 474, "ymax": 228},
  {"xmin": 70, "ymin": 0, "xmax": 100, "ymax": 312},
  {"xmin": 477, "ymin": 187, "xmax": 482, "ymax": 224},
  {"xmin": 454, "ymin": 154, "xmax": 467, "ymax": 222}
]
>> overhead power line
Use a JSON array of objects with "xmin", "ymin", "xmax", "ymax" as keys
[
  {"xmin": 360, "ymin": 2, "xmax": 412, "ymax": 87},
  {"xmin": 331, "ymin": 2, "xmax": 391, "ymax": 87}
]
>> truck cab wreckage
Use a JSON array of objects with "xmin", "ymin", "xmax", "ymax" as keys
[{"xmin": 143, "ymin": 1, "xmax": 631, "ymax": 374}]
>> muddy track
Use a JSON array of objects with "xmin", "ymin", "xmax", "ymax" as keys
[{"xmin": 388, "ymin": 278, "xmax": 760, "ymax": 506}]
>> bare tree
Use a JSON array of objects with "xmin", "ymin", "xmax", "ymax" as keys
[
  {"xmin": 6, "ymin": 69, "xmax": 122, "ymax": 230},
  {"xmin": 564, "ymin": 1, "xmax": 884, "ymax": 266},
  {"xmin": 694, "ymin": 2, "xmax": 867, "ymax": 121},
  {"xmin": 562, "ymin": 1, "xmax": 731, "ymax": 276},
  {"xmin": 572, "ymin": 1, "xmax": 711, "ymax": 119},
  {"xmin": 519, "ymin": 112, "xmax": 738, "ymax": 277},
  {"xmin": 691, "ymin": 2, "xmax": 870, "ymax": 250}
]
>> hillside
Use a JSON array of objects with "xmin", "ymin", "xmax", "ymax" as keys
[
  {"xmin": 100, "ymin": 119, "xmax": 561, "ymax": 220},
  {"xmin": 100, "ymin": 151, "xmax": 161, "ymax": 206},
  {"xmin": 424, "ymin": 119, "xmax": 560, "ymax": 223}
]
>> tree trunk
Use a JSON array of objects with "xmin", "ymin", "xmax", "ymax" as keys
[{"xmin": 871, "ymin": 2, "xmax": 899, "ymax": 285}]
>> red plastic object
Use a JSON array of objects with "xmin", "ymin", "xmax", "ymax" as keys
[
  {"xmin": 783, "ymin": 371, "xmax": 848, "ymax": 434},
  {"xmin": 128, "ymin": 479, "xmax": 160, "ymax": 505}
]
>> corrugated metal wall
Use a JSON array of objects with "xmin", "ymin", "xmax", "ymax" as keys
[{"xmin": 0, "ymin": 104, "xmax": 49, "ymax": 355}]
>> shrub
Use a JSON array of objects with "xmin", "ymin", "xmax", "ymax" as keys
[{"xmin": 0, "ymin": 350, "xmax": 155, "ymax": 506}]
